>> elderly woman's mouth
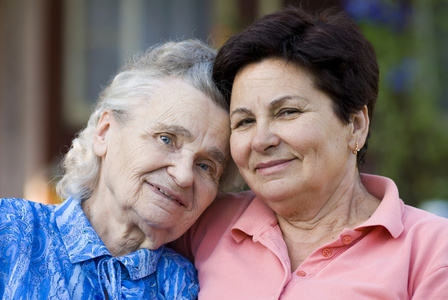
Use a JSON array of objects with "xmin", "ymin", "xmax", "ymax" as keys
[
  {"xmin": 158, "ymin": 187, "xmax": 178, "ymax": 201},
  {"xmin": 148, "ymin": 182, "xmax": 186, "ymax": 207}
]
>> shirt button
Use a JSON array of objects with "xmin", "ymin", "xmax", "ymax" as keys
[
  {"xmin": 342, "ymin": 235, "xmax": 352, "ymax": 245},
  {"xmin": 322, "ymin": 248, "xmax": 332, "ymax": 257},
  {"xmin": 296, "ymin": 270, "xmax": 306, "ymax": 277}
]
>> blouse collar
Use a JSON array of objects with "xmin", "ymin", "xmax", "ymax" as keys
[{"xmin": 54, "ymin": 197, "xmax": 164, "ymax": 280}]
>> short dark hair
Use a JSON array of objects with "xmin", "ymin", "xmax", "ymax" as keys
[{"xmin": 213, "ymin": 7, "xmax": 379, "ymax": 166}]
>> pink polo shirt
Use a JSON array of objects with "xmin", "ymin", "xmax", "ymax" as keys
[{"xmin": 179, "ymin": 174, "xmax": 448, "ymax": 299}]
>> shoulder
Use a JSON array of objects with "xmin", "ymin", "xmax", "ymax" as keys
[
  {"xmin": 188, "ymin": 190, "xmax": 256, "ymax": 240},
  {"xmin": 177, "ymin": 191, "xmax": 255, "ymax": 258},
  {"xmin": 0, "ymin": 197, "xmax": 53, "ymax": 224},
  {"xmin": 402, "ymin": 205, "xmax": 448, "ymax": 269},
  {"xmin": 0, "ymin": 198, "xmax": 59, "ymax": 290},
  {"xmin": 157, "ymin": 248, "xmax": 199, "ymax": 299},
  {"xmin": 171, "ymin": 191, "xmax": 256, "ymax": 260},
  {"xmin": 1, "ymin": 197, "xmax": 42, "ymax": 212},
  {"xmin": 403, "ymin": 204, "xmax": 448, "ymax": 237},
  {"xmin": 215, "ymin": 189, "xmax": 257, "ymax": 204},
  {"xmin": 399, "ymin": 205, "xmax": 448, "ymax": 295},
  {"xmin": 0, "ymin": 198, "xmax": 57, "ymax": 257},
  {"xmin": 158, "ymin": 247, "xmax": 196, "ymax": 269},
  {"xmin": 201, "ymin": 190, "xmax": 256, "ymax": 223}
]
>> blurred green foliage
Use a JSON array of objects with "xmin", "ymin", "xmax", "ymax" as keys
[{"xmin": 350, "ymin": 0, "xmax": 448, "ymax": 207}]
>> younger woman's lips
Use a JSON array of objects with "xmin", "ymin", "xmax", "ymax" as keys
[{"xmin": 255, "ymin": 159, "xmax": 294, "ymax": 174}]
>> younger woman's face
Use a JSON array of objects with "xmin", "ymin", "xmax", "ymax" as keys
[{"xmin": 229, "ymin": 58, "xmax": 354, "ymax": 218}]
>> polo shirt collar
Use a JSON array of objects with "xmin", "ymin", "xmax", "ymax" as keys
[
  {"xmin": 230, "ymin": 174, "xmax": 405, "ymax": 242},
  {"xmin": 356, "ymin": 174, "xmax": 405, "ymax": 238},
  {"xmin": 231, "ymin": 196, "xmax": 278, "ymax": 242}
]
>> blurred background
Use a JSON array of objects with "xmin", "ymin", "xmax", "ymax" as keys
[{"xmin": 0, "ymin": 0, "xmax": 447, "ymax": 216}]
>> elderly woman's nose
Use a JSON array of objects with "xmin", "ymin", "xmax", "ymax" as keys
[
  {"xmin": 251, "ymin": 124, "xmax": 280, "ymax": 153},
  {"xmin": 167, "ymin": 156, "xmax": 195, "ymax": 188}
]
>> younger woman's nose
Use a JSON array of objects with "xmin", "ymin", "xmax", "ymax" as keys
[{"xmin": 250, "ymin": 124, "xmax": 280, "ymax": 153}]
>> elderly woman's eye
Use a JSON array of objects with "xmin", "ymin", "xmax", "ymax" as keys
[
  {"xmin": 198, "ymin": 163, "xmax": 209, "ymax": 171},
  {"xmin": 160, "ymin": 135, "xmax": 171, "ymax": 144},
  {"xmin": 197, "ymin": 162, "xmax": 217, "ymax": 176}
]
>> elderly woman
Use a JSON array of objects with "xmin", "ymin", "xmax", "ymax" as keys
[
  {"xmin": 0, "ymin": 39, "xmax": 240, "ymax": 299},
  {"xmin": 176, "ymin": 8, "xmax": 448, "ymax": 299}
]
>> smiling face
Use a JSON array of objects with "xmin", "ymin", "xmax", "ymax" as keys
[
  {"xmin": 230, "ymin": 58, "xmax": 357, "ymax": 218},
  {"xmin": 93, "ymin": 77, "xmax": 230, "ymax": 249}
]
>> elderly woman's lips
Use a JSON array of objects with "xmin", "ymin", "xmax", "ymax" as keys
[
  {"xmin": 147, "ymin": 182, "xmax": 186, "ymax": 206},
  {"xmin": 255, "ymin": 159, "xmax": 294, "ymax": 174}
]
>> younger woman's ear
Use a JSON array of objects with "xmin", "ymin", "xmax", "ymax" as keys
[
  {"xmin": 350, "ymin": 105, "xmax": 370, "ymax": 148},
  {"xmin": 93, "ymin": 111, "xmax": 112, "ymax": 157}
]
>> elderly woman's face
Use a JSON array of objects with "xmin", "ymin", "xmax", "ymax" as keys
[
  {"xmin": 229, "ymin": 58, "xmax": 354, "ymax": 217},
  {"xmin": 95, "ymin": 78, "xmax": 230, "ymax": 248}
]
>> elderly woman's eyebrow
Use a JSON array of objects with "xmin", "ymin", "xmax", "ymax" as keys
[
  {"xmin": 208, "ymin": 147, "xmax": 227, "ymax": 168},
  {"xmin": 155, "ymin": 123, "xmax": 193, "ymax": 141}
]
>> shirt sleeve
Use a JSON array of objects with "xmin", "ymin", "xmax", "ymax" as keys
[
  {"xmin": 412, "ymin": 266, "xmax": 448, "ymax": 299},
  {"xmin": 156, "ymin": 248, "xmax": 199, "ymax": 300}
]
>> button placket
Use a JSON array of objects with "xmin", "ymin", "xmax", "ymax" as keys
[
  {"xmin": 322, "ymin": 248, "xmax": 332, "ymax": 258},
  {"xmin": 342, "ymin": 235, "xmax": 352, "ymax": 245}
]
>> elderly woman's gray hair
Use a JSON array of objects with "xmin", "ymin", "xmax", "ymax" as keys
[{"xmin": 56, "ymin": 39, "xmax": 243, "ymax": 201}]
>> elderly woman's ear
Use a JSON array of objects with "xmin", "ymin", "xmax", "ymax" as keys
[
  {"xmin": 93, "ymin": 111, "xmax": 112, "ymax": 157},
  {"xmin": 349, "ymin": 105, "xmax": 370, "ymax": 152}
]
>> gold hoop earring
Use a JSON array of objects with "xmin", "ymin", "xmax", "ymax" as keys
[{"xmin": 352, "ymin": 142, "xmax": 359, "ymax": 155}]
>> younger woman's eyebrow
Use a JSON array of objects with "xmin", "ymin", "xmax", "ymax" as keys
[
  {"xmin": 269, "ymin": 95, "xmax": 307, "ymax": 109},
  {"xmin": 230, "ymin": 107, "xmax": 252, "ymax": 119},
  {"xmin": 230, "ymin": 95, "xmax": 307, "ymax": 118}
]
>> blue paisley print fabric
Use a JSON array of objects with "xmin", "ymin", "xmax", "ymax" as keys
[{"xmin": 0, "ymin": 197, "xmax": 199, "ymax": 299}]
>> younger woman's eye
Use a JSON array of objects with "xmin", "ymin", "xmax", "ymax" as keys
[
  {"xmin": 233, "ymin": 118, "xmax": 254, "ymax": 129},
  {"xmin": 278, "ymin": 108, "xmax": 301, "ymax": 117}
]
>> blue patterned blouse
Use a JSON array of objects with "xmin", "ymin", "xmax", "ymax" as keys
[{"xmin": 0, "ymin": 197, "xmax": 199, "ymax": 299}]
